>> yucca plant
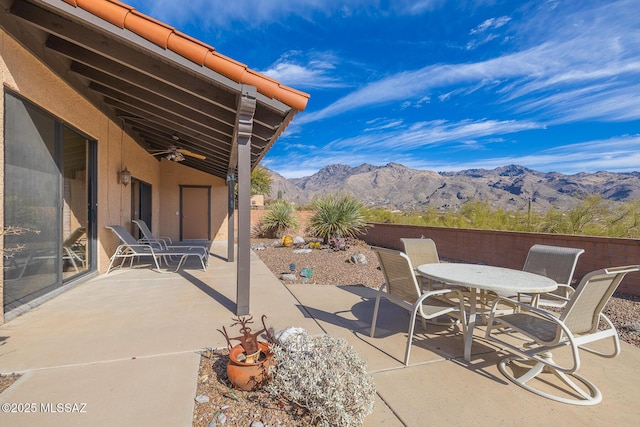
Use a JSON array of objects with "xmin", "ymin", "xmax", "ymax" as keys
[
  {"xmin": 260, "ymin": 200, "xmax": 299, "ymax": 237},
  {"xmin": 308, "ymin": 194, "xmax": 369, "ymax": 243}
]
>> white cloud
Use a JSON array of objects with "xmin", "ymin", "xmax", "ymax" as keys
[
  {"xmin": 324, "ymin": 118, "xmax": 544, "ymax": 153},
  {"xmin": 469, "ymin": 16, "xmax": 511, "ymax": 35},
  {"xmin": 363, "ymin": 119, "xmax": 404, "ymax": 132},
  {"xmin": 259, "ymin": 52, "xmax": 349, "ymax": 89},
  {"xmin": 410, "ymin": 135, "xmax": 640, "ymax": 174}
]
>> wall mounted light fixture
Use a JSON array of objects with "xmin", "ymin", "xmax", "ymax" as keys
[{"xmin": 118, "ymin": 167, "xmax": 131, "ymax": 186}]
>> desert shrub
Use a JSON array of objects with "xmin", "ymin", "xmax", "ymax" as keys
[
  {"xmin": 267, "ymin": 331, "xmax": 376, "ymax": 427},
  {"xmin": 605, "ymin": 200, "xmax": 640, "ymax": 238},
  {"xmin": 362, "ymin": 207, "xmax": 395, "ymax": 223},
  {"xmin": 307, "ymin": 194, "xmax": 369, "ymax": 243},
  {"xmin": 260, "ymin": 200, "xmax": 299, "ymax": 237}
]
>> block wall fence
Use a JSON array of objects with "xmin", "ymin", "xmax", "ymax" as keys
[
  {"xmin": 361, "ymin": 223, "xmax": 640, "ymax": 296},
  {"xmin": 247, "ymin": 211, "xmax": 640, "ymax": 295}
]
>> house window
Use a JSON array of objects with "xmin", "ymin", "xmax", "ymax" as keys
[{"xmin": 3, "ymin": 91, "xmax": 96, "ymax": 313}]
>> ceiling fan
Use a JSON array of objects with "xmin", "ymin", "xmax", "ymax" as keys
[{"xmin": 150, "ymin": 146, "xmax": 206, "ymax": 162}]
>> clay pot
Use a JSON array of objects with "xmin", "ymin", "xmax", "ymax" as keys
[{"xmin": 226, "ymin": 342, "xmax": 273, "ymax": 391}]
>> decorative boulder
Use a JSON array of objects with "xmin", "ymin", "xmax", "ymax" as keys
[
  {"xmin": 293, "ymin": 236, "xmax": 306, "ymax": 245},
  {"xmin": 274, "ymin": 327, "xmax": 313, "ymax": 352}
]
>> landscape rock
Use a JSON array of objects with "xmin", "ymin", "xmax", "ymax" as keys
[
  {"xmin": 293, "ymin": 236, "xmax": 306, "ymax": 245},
  {"xmin": 195, "ymin": 394, "xmax": 209, "ymax": 403},
  {"xmin": 292, "ymin": 248, "xmax": 312, "ymax": 254},
  {"xmin": 216, "ymin": 412, "xmax": 227, "ymax": 424},
  {"xmin": 274, "ymin": 327, "xmax": 312, "ymax": 351},
  {"xmin": 350, "ymin": 253, "xmax": 367, "ymax": 265},
  {"xmin": 279, "ymin": 273, "xmax": 297, "ymax": 281}
]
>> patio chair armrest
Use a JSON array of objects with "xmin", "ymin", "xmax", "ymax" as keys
[
  {"xmin": 540, "ymin": 287, "xmax": 573, "ymax": 303},
  {"xmin": 415, "ymin": 288, "xmax": 465, "ymax": 308},
  {"xmin": 489, "ymin": 296, "xmax": 581, "ymax": 348},
  {"xmin": 126, "ymin": 244, "xmax": 157, "ymax": 254},
  {"xmin": 489, "ymin": 296, "xmax": 561, "ymax": 322}
]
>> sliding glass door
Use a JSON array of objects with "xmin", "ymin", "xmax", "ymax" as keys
[{"xmin": 3, "ymin": 91, "xmax": 96, "ymax": 312}]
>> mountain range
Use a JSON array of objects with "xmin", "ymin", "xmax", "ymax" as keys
[{"xmin": 267, "ymin": 163, "xmax": 640, "ymax": 212}]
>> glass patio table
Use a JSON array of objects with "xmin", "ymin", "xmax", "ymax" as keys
[{"xmin": 416, "ymin": 263, "xmax": 557, "ymax": 361}]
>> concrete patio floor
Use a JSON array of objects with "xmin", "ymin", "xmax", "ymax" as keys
[{"xmin": 1, "ymin": 242, "xmax": 639, "ymax": 426}]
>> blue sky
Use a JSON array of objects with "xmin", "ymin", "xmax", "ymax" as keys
[{"xmin": 127, "ymin": 0, "xmax": 640, "ymax": 178}]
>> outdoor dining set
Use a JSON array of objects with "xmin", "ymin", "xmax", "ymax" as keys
[{"xmin": 370, "ymin": 238, "xmax": 639, "ymax": 406}]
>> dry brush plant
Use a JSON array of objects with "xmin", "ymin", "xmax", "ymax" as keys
[{"xmin": 266, "ymin": 330, "xmax": 376, "ymax": 427}]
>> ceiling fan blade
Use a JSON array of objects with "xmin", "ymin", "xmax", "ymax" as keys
[{"xmin": 178, "ymin": 149, "xmax": 206, "ymax": 160}]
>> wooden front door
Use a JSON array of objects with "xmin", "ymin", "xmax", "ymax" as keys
[{"xmin": 180, "ymin": 186, "xmax": 211, "ymax": 240}]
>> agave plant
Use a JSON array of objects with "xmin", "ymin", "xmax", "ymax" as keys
[
  {"xmin": 307, "ymin": 194, "xmax": 369, "ymax": 243},
  {"xmin": 260, "ymin": 200, "xmax": 299, "ymax": 237}
]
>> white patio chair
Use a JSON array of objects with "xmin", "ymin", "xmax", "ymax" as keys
[
  {"xmin": 400, "ymin": 238, "xmax": 441, "ymax": 289},
  {"xmin": 106, "ymin": 225, "xmax": 208, "ymax": 273},
  {"xmin": 485, "ymin": 244, "xmax": 585, "ymax": 318},
  {"xmin": 517, "ymin": 244, "xmax": 585, "ymax": 308},
  {"xmin": 486, "ymin": 265, "xmax": 640, "ymax": 405},
  {"xmin": 401, "ymin": 237, "xmax": 467, "ymax": 322},
  {"xmin": 370, "ymin": 246, "xmax": 466, "ymax": 366}
]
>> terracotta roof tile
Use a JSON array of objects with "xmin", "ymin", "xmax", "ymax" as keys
[
  {"xmin": 61, "ymin": 0, "xmax": 309, "ymax": 111},
  {"xmin": 204, "ymin": 51, "xmax": 247, "ymax": 82},
  {"xmin": 125, "ymin": 11, "xmax": 173, "ymax": 47},
  {"xmin": 166, "ymin": 33, "xmax": 211, "ymax": 66}
]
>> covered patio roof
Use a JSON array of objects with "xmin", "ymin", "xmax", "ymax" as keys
[
  {"xmin": 0, "ymin": 0, "xmax": 309, "ymax": 179},
  {"xmin": 0, "ymin": 0, "xmax": 309, "ymax": 315}
]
